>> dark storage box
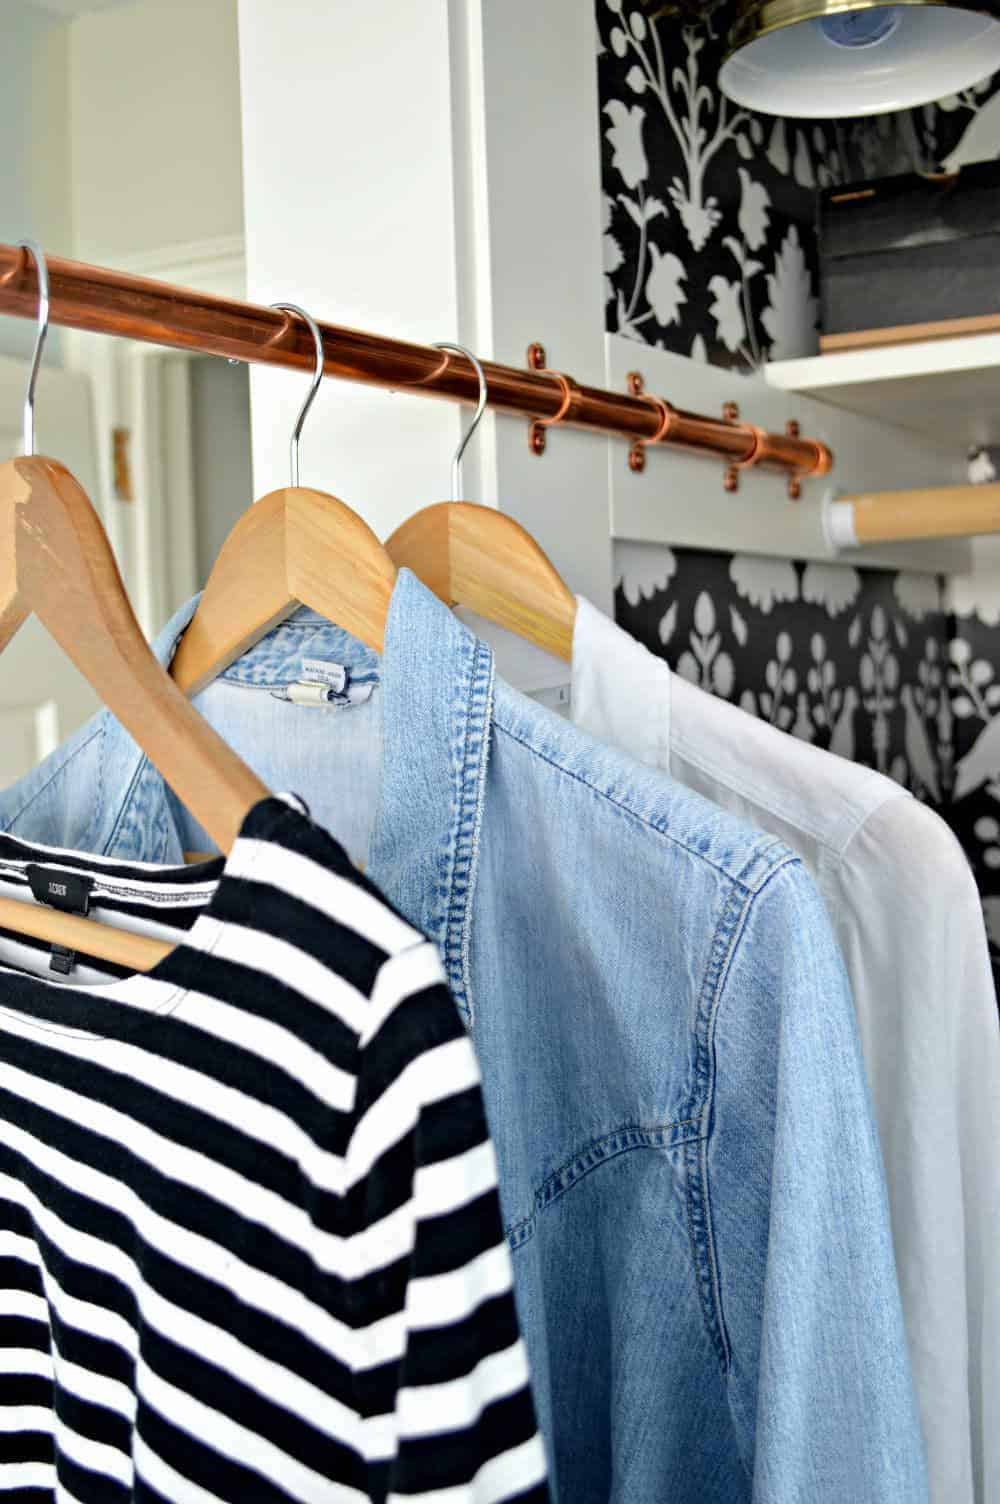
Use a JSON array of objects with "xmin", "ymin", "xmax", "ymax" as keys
[{"xmin": 818, "ymin": 161, "xmax": 1000, "ymax": 352}]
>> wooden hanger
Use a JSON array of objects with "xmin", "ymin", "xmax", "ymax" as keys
[
  {"xmin": 387, "ymin": 502, "xmax": 576, "ymax": 661},
  {"xmin": 0, "ymin": 455, "xmax": 267, "ymax": 972},
  {"xmin": 385, "ymin": 344, "xmax": 576, "ymax": 662},
  {"xmin": 0, "ymin": 243, "xmax": 267, "ymax": 974},
  {"xmin": 0, "ymin": 893, "xmax": 171, "ymax": 973},
  {"xmin": 170, "ymin": 302, "xmax": 396, "ymax": 696}
]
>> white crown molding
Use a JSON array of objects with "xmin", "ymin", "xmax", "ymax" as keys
[
  {"xmin": 24, "ymin": 0, "xmax": 131, "ymax": 15},
  {"xmin": 84, "ymin": 235, "xmax": 247, "ymax": 301}
]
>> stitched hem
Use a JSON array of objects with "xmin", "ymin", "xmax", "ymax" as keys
[
  {"xmin": 682, "ymin": 866, "xmax": 756, "ymax": 1374},
  {"xmin": 442, "ymin": 636, "xmax": 493, "ymax": 1022},
  {"xmin": 103, "ymin": 748, "xmax": 150, "ymax": 859},
  {"xmin": 685, "ymin": 856, "xmax": 801, "ymax": 1379}
]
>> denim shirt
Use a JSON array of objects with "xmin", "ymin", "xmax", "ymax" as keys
[{"xmin": 0, "ymin": 573, "xmax": 926, "ymax": 1503}]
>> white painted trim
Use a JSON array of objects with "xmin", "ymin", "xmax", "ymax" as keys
[
  {"xmin": 84, "ymin": 235, "xmax": 247, "ymax": 300},
  {"xmin": 60, "ymin": 236, "xmax": 246, "ymax": 632},
  {"xmin": 607, "ymin": 334, "xmax": 972, "ymax": 574},
  {"xmin": 767, "ymin": 334, "xmax": 1000, "ymax": 394},
  {"xmin": 127, "ymin": 346, "xmax": 164, "ymax": 638},
  {"xmin": 34, "ymin": 700, "xmax": 59, "ymax": 762},
  {"xmin": 123, "ymin": 343, "xmax": 200, "ymax": 637},
  {"xmin": 161, "ymin": 354, "xmax": 199, "ymax": 608}
]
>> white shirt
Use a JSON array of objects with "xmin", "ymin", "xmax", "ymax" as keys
[{"xmin": 572, "ymin": 595, "xmax": 1000, "ymax": 1504}]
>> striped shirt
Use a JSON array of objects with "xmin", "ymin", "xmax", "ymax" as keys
[{"xmin": 0, "ymin": 795, "xmax": 548, "ymax": 1503}]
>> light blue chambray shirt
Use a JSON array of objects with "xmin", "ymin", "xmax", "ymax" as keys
[{"xmin": 0, "ymin": 572, "xmax": 927, "ymax": 1503}]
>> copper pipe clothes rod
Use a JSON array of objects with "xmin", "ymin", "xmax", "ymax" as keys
[{"xmin": 0, "ymin": 245, "xmax": 832, "ymax": 480}]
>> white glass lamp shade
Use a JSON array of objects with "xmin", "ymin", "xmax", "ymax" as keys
[{"xmin": 720, "ymin": 3, "xmax": 1000, "ymax": 118}]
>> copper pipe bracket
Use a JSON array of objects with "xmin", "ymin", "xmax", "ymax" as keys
[
  {"xmin": 527, "ymin": 360, "xmax": 576, "ymax": 456},
  {"xmin": 723, "ymin": 420, "xmax": 766, "ymax": 494},
  {"xmin": 786, "ymin": 420, "xmax": 803, "ymax": 500},
  {"xmin": 624, "ymin": 372, "xmax": 677, "ymax": 472},
  {"xmin": 722, "ymin": 401, "xmax": 747, "ymax": 492},
  {"xmin": 784, "ymin": 419, "xmax": 834, "ymax": 501},
  {"xmin": 628, "ymin": 394, "xmax": 677, "ymax": 473}
]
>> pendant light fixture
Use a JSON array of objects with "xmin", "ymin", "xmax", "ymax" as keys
[{"xmin": 719, "ymin": 2, "xmax": 1000, "ymax": 118}]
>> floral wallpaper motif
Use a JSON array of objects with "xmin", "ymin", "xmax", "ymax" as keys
[
  {"xmin": 614, "ymin": 541, "xmax": 1000, "ymax": 989},
  {"xmin": 947, "ymin": 611, "xmax": 1000, "ymax": 963},
  {"xmin": 615, "ymin": 542, "xmax": 950, "ymax": 794},
  {"xmin": 597, "ymin": 1, "xmax": 1000, "ymax": 368}
]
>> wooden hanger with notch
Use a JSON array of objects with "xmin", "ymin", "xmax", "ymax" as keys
[
  {"xmin": 386, "ymin": 343, "xmax": 576, "ymax": 662},
  {"xmin": 170, "ymin": 302, "xmax": 396, "ymax": 696},
  {"xmin": 0, "ymin": 244, "xmax": 268, "ymax": 973}
]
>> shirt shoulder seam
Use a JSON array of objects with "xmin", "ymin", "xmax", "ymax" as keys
[
  {"xmin": 671, "ymin": 732, "xmax": 913, "ymax": 861},
  {"xmin": 494, "ymin": 719, "xmax": 797, "ymax": 894}
]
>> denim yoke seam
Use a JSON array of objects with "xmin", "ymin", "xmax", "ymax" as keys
[
  {"xmin": 441, "ymin": 637, "xmax": 493, "ymax": 1024},
  {"xmin": 505, "ymin": 1118, "xmax": 703, "ymax": 1250},
  {"xmin": 1, "ymin": 722, "xmax": 105, "ymax": 839},
  {"xmin": 684, "ymin": 852, "xmax": 801, "ymax": 1382},
  {"xmin": 103, "ymin": 749, "xmax": 154, "ymax": 860}
]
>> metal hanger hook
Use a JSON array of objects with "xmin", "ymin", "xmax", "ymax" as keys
[
  {"xmin": 271, "ymin": 302, "xmax": 324, "ymax": 488},
  {"xmin": 434, "ymin": 342, "xmax": 487, "ymax": 502},
  {"xmin": 17, "ymin": 240, "xmax": 50, "ymax": 459}
]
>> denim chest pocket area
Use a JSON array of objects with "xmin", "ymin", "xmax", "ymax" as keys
[{"xmin": 504, "ymin": 1115, "xmax": 703, "ymax": 1253}]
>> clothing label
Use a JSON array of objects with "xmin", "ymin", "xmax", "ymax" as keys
[
  {"xmin": 50, "ymin": 945, "xmax": 76, "ymax": 976},
  {"xmin": 279, "ymin": 660, "xmax": 376, "ymax": 709},
  {"xmin": 531, "ymin": 683, "xmax": 573, "ymax": 717},
  {"xmin": 26, "ymin": 864, "xmax": 93, "ymax": 916},
  {"xmin": 285, "ymin": 683, "xmax": 332, "ymax": 706},
  {"xmin": 300, "ymin": 659, "xmax": 349, "ymax": 694}
]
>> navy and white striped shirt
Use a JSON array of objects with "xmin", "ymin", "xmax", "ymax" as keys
[{"xmin": 0, "ymin": 796, "xmax": 548, "ymax": 1503}]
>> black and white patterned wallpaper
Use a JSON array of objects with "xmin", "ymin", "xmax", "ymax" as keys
[
  {"xmin": 615, "ymin": 543, "xmax": 950, "ymax": 791},
  {"xmin": 598, "ymin": 0, "xmax": 1000, "ymax": 367},
  {"xmin": 948, "ymin": 607, "xmax": 1000, "ymax": 957}
]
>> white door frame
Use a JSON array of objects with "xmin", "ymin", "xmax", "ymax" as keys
[{"xmin": 62, "ymin": 235, "xmax": 247, "ymax": 637}]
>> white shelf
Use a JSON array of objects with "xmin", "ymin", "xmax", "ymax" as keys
[{"xmin": 766, "ymin": 334, "xmax": 1000, "ymax": 451}]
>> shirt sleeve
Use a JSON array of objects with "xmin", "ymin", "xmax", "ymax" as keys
[
  {"xmin": 706, "ymin": 859, "xmax": 928, "ymax": 1503},
  {"xmin": 841, "ymin": 798, "xmax": 1000, "ymax": 1504},
  {"xmin": 348, "ymin": 939, "xmax": 550, "ymax": 1504}
]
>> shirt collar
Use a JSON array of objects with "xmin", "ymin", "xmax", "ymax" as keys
[
  {"xmin": 151, "ymin": 592, "xmax": 201, "ymax": 668},
  {"xmin": 369, "ymin": 570, "xmax": 493, "ymax": 1006},
  {"xmin": 150, "ymin": 594, "xmax": 343, "ymax": 670},
  {"xmin": 147, "ymin": 572, "xmax": 493, "ymax": 1003},
  {"xmin": 571, "ymin": 595, "xmax": 672, "ymax": 770}
]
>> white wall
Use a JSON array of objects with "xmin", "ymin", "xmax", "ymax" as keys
[
  {"xmin": 0, "ymin": 1, "xmax": 70, "ymax": 361},
  {"xmin": 68, "ymin": 0, "xmax": 244, "ymax": 264},
  {"xmin": 237, "ymin": 0, "xmax": 614, "ymax": 610},
  {"xmin": 238, "ymin": 0, "xmax": 465, "ymax": 545},
  {"xmin": 189, "ymin": 356, "xmax": 252, "ymax": 588}
]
